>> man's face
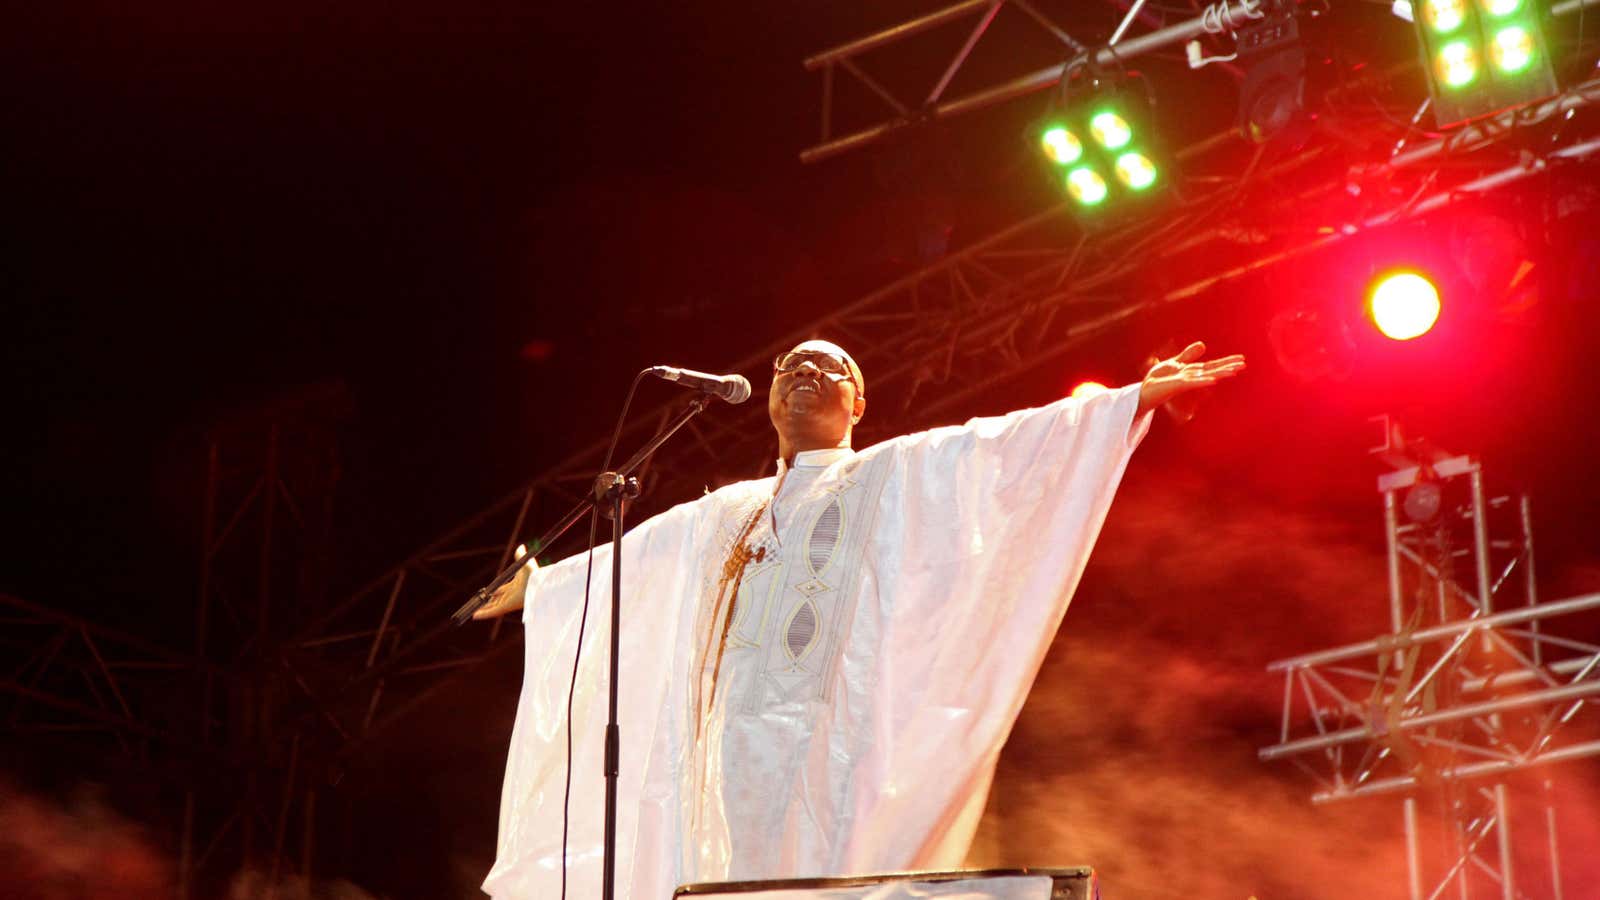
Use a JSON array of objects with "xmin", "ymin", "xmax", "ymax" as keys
[{"xmin": 768, "ymin": 340, "xmax": 865, "ymax": 453}]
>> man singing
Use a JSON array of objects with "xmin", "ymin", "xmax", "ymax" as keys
[{"xmin": 473, "ymin": 339, "xmax": 1244, "ymax": 898}]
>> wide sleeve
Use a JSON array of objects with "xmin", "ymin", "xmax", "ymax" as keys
[
  {"xmin": 484, "ymin": 497, "xmax": 706, "ymax": 899},
  {"xmin": 855, "ymin": 384, "xmax": 1152, "ymax": 865}
]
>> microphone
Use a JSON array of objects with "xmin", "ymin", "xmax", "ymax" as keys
[{"xmin": 647, "ymin": 366, "xmax": 752, "ymax": 404}]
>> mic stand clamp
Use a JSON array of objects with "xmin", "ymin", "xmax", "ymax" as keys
[{"xmin": 593, "ymin": 473, "xmax": 640, "ymax": 519}]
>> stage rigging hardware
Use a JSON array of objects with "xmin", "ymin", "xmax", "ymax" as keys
[
  {"xmin": 8, "ymin": 0, "xmax": 1600, "ymax": 895},
  {"xmin": 1258, "ymin": 417, "xmax": 1600, "ymax": 900}
]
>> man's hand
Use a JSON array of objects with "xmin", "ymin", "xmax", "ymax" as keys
[
  {"xmin": 1136, "ymin": 341, "xmax": 1246, "ymax": 418},
  {"xmin": 472, "ymin": 561, "xmax": 535, "ymax": 621}
]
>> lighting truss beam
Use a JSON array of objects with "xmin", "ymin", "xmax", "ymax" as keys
[
  {"xmin": 801, "ymin": 0, "xmax": 1263, "ymax": 163},
  {"xmin": 804, "ymin": 0, "xmax": 1600, "ymax": 164},
  {"xmin": 1370, "ymin": 76, "xmax": 1600, "ymax": 173},
  {"xmin": 0, "ymin": 591, "xmax": 226, "ymax": 751},
  {"xmin": 1312, "ymin": 740, "xmax": 1600, "ymax": 802},
  {"xmin": 1260, "ymin": 674, "xmax": 1600, "ymax": 760},
  {"xmin": 1266, "ymin": 592, "xmax": 1600, "ymax": 672}
]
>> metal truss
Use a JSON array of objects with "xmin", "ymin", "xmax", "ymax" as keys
[
  {"xmin": 1259, "ymin": 423, "xmax": 1600, "ymax": 900},
  {"xmin": 2, "ymin": 384, "xmax": 345, "ymax": 898},
  {"xmin": 800, "ymin": 0, "xmax": 1263, "ymax": 163},
  {"xmin": 802, "ymin": 0, "xmax": 1600, "ymax": 164},
  {"xmin": 1, "ymin": 591, "xmax": 218, "ymax": 755},
  {"xmin": 1, "ymin": 593, "xmax": 313, "ymax": 899}
]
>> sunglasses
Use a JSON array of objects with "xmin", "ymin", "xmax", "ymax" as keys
[{"xmin": 773, "ymin": 350, "xmax": 862, "ymax": 395}]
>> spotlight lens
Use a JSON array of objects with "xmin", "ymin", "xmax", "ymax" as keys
[
  {"xmin": 1066, "ymin": 167, "xmax": 1109, "ymax": 205},
  {"xmin": 1424, "ymin": 0, "xmax": 1466, "ymax": 31},
  {"xmin": 1436, "ymin": 42, "xmax": 1479, "ymax": 88},
  {"xmin": 1114, "ymin": 152, "xmax": 1158, "ymax": 190},
  {"xmin": 1490, "ymin": 26, "xmax": 1535, "ymax": 73},
  {"xmin": 1070, "ymin": 381, "xmax": 1109, "ymax": 399},
  {"xmin": 1041, "ymin": 126, "xmax": 1084, "ymax": 165},
  {"xmin": 1481, "ymin": 0, "xmax": 1521, "ymax": 15},
  {"xmin": 1369, "ymin": 273, "xmax": 1441, "ymax": 341},
  {"xmin": 1089, "ymin": 111, "xmax": 1133, "ymax": 150}
]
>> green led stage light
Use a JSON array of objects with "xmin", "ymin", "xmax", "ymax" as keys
[
  {"xmin": 1040, "ymin": 126, "xmax": 1084, "ymax": 165},
  {"xmin": 1411, "ymin": 0, "xmax": 1557, "ymax": 125},
  {"xmin": 1033, "ymin": 74, "xmax": 1172, "ymax": 222},
  {"xmin": 1436, "ymin": 41, "xmax": 1480, "ymax": 87},
  {"xmin": 1422, "ymin": 0, "xmax": 1467, "ymax": 32},
  {"xmin": 1490, "ymin": 26, "xmax": 1535, "ymax": 73},
  {"xmin": 1067, "ymin": 167, "xmax": 1109, "ymax": 205},
  {"xmin": 1089, "ymin": 111, "xmax": 1133, "ymax": 150},
  {"xmin": 1114, "ymin": 153, "xmax": 1158, "ymax": 190}
]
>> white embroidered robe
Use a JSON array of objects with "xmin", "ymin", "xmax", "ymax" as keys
[{"xmin": 483, "ymin": 384, "xmax": 1151, "ymax": 899}]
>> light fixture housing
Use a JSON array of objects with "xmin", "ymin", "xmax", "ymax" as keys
[
  {"xmin": 1412, "ymin": 0, "xmax": 1557, "ymax": 126},
  {"xmin": 1034, "ymin": 76, "xmax": 1172, "ymax": 223}
]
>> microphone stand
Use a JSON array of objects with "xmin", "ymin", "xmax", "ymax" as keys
[
  {"xmin": 596, "ymin": 468, "xmax": 638, "ymax": 900},
  {"xmin": 451, "ymin": 392, "xmax": 713, "ymax": 900}
]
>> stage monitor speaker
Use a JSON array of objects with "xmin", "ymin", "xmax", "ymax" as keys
[{"xmin": 675, "ymin": 867, "xmax": 1098, "ymax": 900}]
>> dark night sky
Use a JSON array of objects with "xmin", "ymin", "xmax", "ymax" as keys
[{"xmin": 5, "ymin": 3, "xmax": 1600, "ymax": 898}]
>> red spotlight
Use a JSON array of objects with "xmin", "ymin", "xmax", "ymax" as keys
[
  {"xmin": 1070, "ymin": 380, "xmax": 1110, "ymax": 399},
  {"xmin": 1368, "ymin": 272, "xmax": 1441, "ymax": 341}
]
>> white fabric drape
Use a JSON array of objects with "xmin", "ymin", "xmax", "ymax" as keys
[{"xmin": 484, "ymin": 385, "xmax": 1150, "ymax": 899}]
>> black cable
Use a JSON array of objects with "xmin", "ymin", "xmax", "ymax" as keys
[
  {"xmin": 602, "ymin": 369, "xmax": 653, "ymax": 474},
  {"xmin": 559, "ymin": 368, "xmax": 650, "ymax": 900},
  {"xmin": 561, "ymin": 508, "xmax": 602, "ymax": 900}
]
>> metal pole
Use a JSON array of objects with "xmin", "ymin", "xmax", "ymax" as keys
[
  {"xmin": 1259, "ymin": 678, "xmax": 1600, "ymax": 759},
  {"xmin": 1309, "ymin": 739, "xmax": 1600, "ymax": 801},
  {"xmin": 804, "ymin": 0, "xmax": 996, "ymax": 69},
  {"xmin": 1267, "ymin": 593, "xmax": 1600, "ymax": 671},
  {"xmin": 1386, "ymin": 489, "xmax": 1408, "ymax": 669},
  {"xmin": 926, "ymin": 1, "xmax": 1003, "ymax": 107},
  {"xmin": 1110, "ymin": 0, "xmax": 1150, "ymax": 44},
  {"xmin": 1521, "ymin": 495, "xmax": 1541, "ymax": 666},
  {"xmin": 1406, "ymin": 796, "xmax": 1424, "ymax": 900},
  {"xmin": 1545, "ymin": 779, "xmax": 1563, "ymax": 900},
  {"xmin": 1470, "ymin": 467, "xmax": 1495, "ymax": 616},
  {"xmin": 1493, "ymin": 783, "xmax": 1515, "ymax": 900},
  {"xmin": 1551, "ymin": 0, "xmax": 1600, "ymax": 15}
]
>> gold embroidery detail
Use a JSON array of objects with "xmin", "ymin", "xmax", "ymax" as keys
[{"xmin": 696, "ymin": 501, "xmax": 768, "ymax": 738}]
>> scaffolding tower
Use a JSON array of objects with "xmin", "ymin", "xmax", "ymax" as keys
[{"xmin": 1259, "ymin": 418, "xmax": 1600, "ymax": 900}]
